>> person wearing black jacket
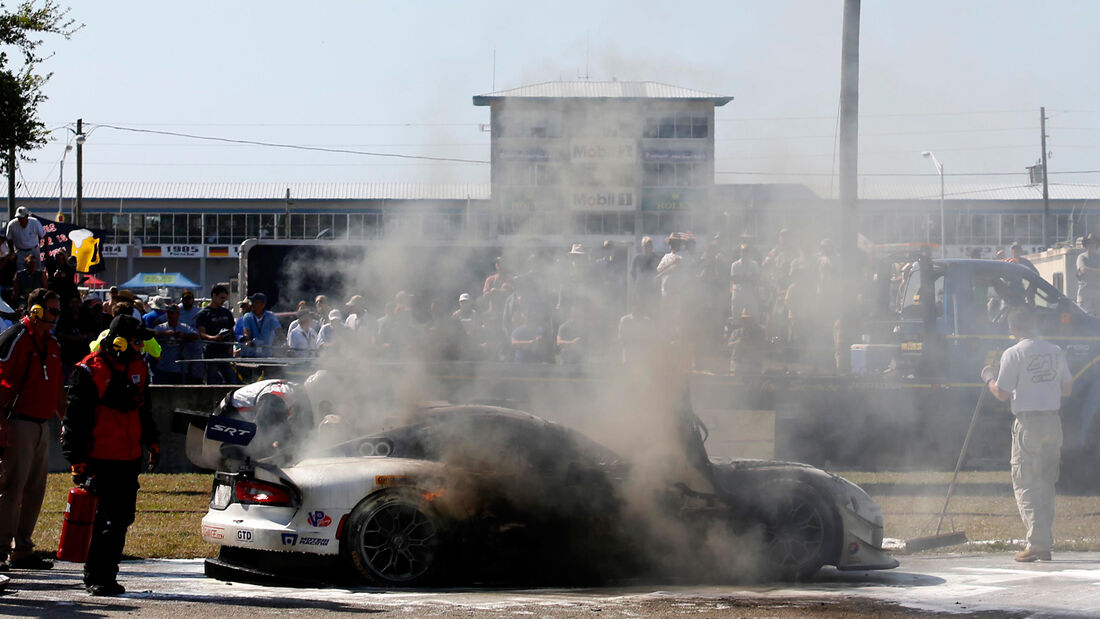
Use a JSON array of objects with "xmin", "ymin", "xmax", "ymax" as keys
[{"xmin": 61, "ymin": 315, "xmax": 159, "ymax": 596}]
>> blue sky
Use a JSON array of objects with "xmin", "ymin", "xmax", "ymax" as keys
[{"xmin": 15, "ymin": 0, "xmax": 1100, "ymax": 192}]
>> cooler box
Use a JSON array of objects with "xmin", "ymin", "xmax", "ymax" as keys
[{"xmin": 850, "ymin": 344, "xmax": 900, "ymax": 374}]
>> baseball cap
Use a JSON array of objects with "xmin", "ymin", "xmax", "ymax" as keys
[
  {"xmin": 15, "ymin": 206, "xmax": 29, "ymax": 219},
  {"xmin": 458, "ymin": 293, "xmax": 471, "ymax": 302},
  {"xmin": 165, "ymin": 304, "xmax": 180, "ymax": 313},
  {"xmin": 109, "ymin": 314, "xmax": 154, "ymax": 341},
  {"xmin": 328, "ymin": 309, "xmax": 344, "ymax": 322},
  {"xmin": 180, "ymin": 289, "xmax": 194, "ymax": 299},
  {"xmin": 249, "ymin": 292, "xmax": 267, "ymax": 304}
]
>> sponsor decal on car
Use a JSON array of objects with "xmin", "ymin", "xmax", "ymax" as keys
[
  {"xmin": 298, "ymin": 536, "xmax": 330, "ymax": 547},
  {"xmin": 202, "ymin": 525, "xmax": 224, "ymax": 540},
  {"xmin": 307, "ymin": 511, "xmax": 332, "ymax": 527},
  {"xmin": 236, "ymin": 530, "xmax": 253, "ymax": 543},
  {"xmin": 848, "ymin": 541, "xmax": 860, "ymax": 555},
  {"xmin": 281, "ymin": 532, "xmax": 298, "ymax": 546}
]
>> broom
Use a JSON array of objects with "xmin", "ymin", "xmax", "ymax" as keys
[{"xmin": 904, "ymin": 387, "xmax": 985, "ymax": 552}]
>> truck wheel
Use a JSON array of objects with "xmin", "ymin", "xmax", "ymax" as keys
[
  {"xmin": 344, "ymin": 490, "xmax": 444, "ymax": 586},
  {"xmin": 758, "ymin": 480, "xmax": 840, "ymax": 581}
]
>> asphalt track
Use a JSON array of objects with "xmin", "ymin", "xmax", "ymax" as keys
[{"xmin": 2, "ymin": 552, "xmax": 1099, "ymax": 617}]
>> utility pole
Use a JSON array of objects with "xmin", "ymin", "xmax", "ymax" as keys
[
  {"xmin": 6, "ymin": 146, "xmax": 14, "ymax": 220},
  {"xmin": 75, "ymin": 118, "xmax": 84, "ymax": 226},
  {"xmin": 1040, "ymin": 107, "xmax": 1050, "ymax": 248},
  {"xmin": 836, "ymin": 0, "xmax": 860, "ymax": 373}
]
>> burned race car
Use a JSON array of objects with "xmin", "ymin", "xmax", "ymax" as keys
[{"xmin": 184, "ymin": 392, "xmax": 897, "ymax": 586}]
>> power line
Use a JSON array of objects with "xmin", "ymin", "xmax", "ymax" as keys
[
  {"xmin": 62, "ymin": 121, "xmax": 483, "ymax": 128},
  {"xmin": 78, "ymin": 142, "xmax": 491, "ymax": 148},
  {"xmin": 716, "ymin": 109, "xmax": 1033, "ymax": 122},
  {"xmin": 90, "ymin": 124, "xmax": 490, "ymax": 164},
  {"xmin": 715, "ymin": 126, "xmax": 1037, "ymax": 142},
  {"xmin": 64, "ymin": 161, "xmax": 476, "ymax": 167},
  {"xmin": 715, "ymin": 169, "xmax": 1100, "ymax": 177}
]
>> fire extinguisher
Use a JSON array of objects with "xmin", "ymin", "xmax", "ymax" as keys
[{"xmin": 57, "ymin": 484, "xmax": 97, "ymax": 563}]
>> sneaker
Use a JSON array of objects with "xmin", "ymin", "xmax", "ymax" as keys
[
  {"xmin": 7, "ymin": 555, "xmax": 54, "ymax": 570},
  {"xmin": 1014, "ymin": 547, "xmax": 1052, "ymax": 562},
  {"xmin": 86, "ymin": 582, "xmax": 126, "ymax": 596}
]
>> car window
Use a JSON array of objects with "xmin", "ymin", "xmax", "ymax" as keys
[
  {"xmin": 899, "ymin": 266, "xmax": 944, "ymax": 318},
  {"xmin": 968, "ymin": 269, "xmax": 1065, "ymax": 327}
]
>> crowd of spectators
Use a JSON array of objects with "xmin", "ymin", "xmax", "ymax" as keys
[{"xmin": 0, "ymin": 227, "xmax": 855, "ymax": 384}]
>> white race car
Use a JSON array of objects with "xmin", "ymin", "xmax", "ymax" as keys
[{"xmin": 186, "ymin": 403, "xmax": 897, "ymax": 586}]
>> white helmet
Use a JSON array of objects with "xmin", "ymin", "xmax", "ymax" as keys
[{"xmin": 303, "ymin": 370, "xmax": 338, "ymax": 416}]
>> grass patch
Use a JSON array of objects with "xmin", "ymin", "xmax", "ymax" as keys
[
  {"xmin": 29, "ymin": 470, "xmax": 1100, "ymax": 559},
  {"xmin": 33, "ymin": 473, "xmax": 218, "ymax": 560},
  {"xmin": 837, "ymin": 470, "xmax": 1100, "ymax": 553}
]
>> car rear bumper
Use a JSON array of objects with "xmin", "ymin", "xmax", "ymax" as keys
[{"xmin": 202, "ymin": 503, "xmax": 341, "ymax": 556}]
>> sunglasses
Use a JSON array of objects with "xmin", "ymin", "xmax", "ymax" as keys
[{"xmin": 46, "ymin": 307, "xmax": 61, "ymax": 316}]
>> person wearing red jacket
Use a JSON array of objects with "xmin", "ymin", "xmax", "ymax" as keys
[
  {"xmin": 0, "ymin": 288, "xmax": 64, "ymax": 571},
  {"xmin": 61, "ymin": 314, "xmax": 159, "ymax": 596}
]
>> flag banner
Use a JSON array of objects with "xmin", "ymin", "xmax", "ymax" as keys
[{"xmin": 34, "ymin": 216, "xmax": 105, "ymax": 274}]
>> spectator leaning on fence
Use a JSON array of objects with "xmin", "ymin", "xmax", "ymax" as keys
[
  {"xmin": 195, "ymin": 285, "xmax": 237, "ymax": 384},
  {"xmin": 238, "ymin": 293, "xmax": 281, "ymax": 358},
  {"xmin": 153, "ymin": 304, "xmax": 199, "ymax": 384}
]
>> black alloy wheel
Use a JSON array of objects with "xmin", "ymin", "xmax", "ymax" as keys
[
  {"xmin": 759, "ymin": 479, "xmax": 839, "ymax": 581},
  {"xmin": 345, "ymin": 490, "xmax": 442, "ymax": 586}
]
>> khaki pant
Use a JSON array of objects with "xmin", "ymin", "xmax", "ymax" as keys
[
  {"xmin": 0, "ymin": 419, "xmax": 50, "ymax": 561},
  {"xmin": 1011, "ymin": 412, "xmax": 1063, "ymax": 552}
]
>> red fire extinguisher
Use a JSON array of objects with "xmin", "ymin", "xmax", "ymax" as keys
[{"xmin": 57, "ymin": 485, "xmax": 97, "ymax": 563}]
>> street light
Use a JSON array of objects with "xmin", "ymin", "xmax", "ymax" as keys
[
  {"xmin": 58, "ymin": 143, "xmax": 73, "ymax": 220},
  {"xmin": 74, "ymin": 118, "xmax": 85, "ymax": 226},
  {"xmin": 922, "ymin": 151, "xmax": 946, "ymax": 258}
]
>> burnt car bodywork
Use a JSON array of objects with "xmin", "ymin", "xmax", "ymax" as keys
[{"xmin": 192, "ymin": 404, "xmax": 896, "ymax": 586}]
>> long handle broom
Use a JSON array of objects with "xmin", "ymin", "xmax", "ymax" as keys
[{"xmin": 904, "ymin": 387, "xmax": 985, "ymax": 552}]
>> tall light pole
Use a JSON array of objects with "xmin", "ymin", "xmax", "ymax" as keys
[
  {"xmin": 74, "ymin": 118, "xmax": 85, "ymax": 226},
  {"xmin": 922, "ymin": 151, "xmax": 945, "ymax": 258},
  {"xmin": 58, "ymin": 143, "xmax": 73, "ymax": 220}
]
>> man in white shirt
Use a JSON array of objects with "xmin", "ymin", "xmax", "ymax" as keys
[
  {"xmin": 1076, "ymin": 234, "xmax": 1100, "ymax": 315},
  {"xmin": 286, "ymin": 310, "xmax": 318, "ymax": 356},
  {"xmin": 983, "ymin": 307, "xmax": 1072, "ymax": 562},
  {"xmin": 5, "ymin": 207, "xmax": 45, "ymax": 270}
]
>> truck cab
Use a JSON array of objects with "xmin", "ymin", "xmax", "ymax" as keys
[{"xmin": 896, "ymin": 259, "xmax": 1100, "ymax": 374}]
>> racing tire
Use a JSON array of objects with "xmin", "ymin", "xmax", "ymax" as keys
[
  {"xmin": 343, "ymin": 489, "xmax": 445, "ymax": 587},
  {"xmin": 757, "ymin": 479, "xmax": 840, "ymax": 581}
]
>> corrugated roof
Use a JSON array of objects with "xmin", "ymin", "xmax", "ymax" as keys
[
  {"xmin": 5, "ymin": 182, "xmax": 492, "ymax": 201},
  {"xmin": 806, "ymin": 182, "xmax": 1100, "ymax": 201},
  {"xmin": 473, "ymin": 81, "xmax": 733, "ymax": 105}
]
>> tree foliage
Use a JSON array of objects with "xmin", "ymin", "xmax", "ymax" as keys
[{"xmin": 0, "ymin": 1, "xmax": 79, "ymax": 171}]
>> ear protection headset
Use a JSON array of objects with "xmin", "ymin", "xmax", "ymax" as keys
[
  {"xmin": 110, "ymin": 336, "xmax": 128, "ymax": 353},
  {"xmin": 29, "ymin": 304, "xmax": 44, "ymax": 320}
]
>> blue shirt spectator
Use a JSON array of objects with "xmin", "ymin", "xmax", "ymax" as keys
[
  {"xmin": 237, "ymin": 293, "xmax": 281, "ymax": 357},
  {"xmin": 510, "ymin": 320, "xmax": 546, "ymax": 363}
]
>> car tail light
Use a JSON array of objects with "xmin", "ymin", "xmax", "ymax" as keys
[{"xmin": 235, "ymin": 478, "xmax": 295, "ymax": 506}]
